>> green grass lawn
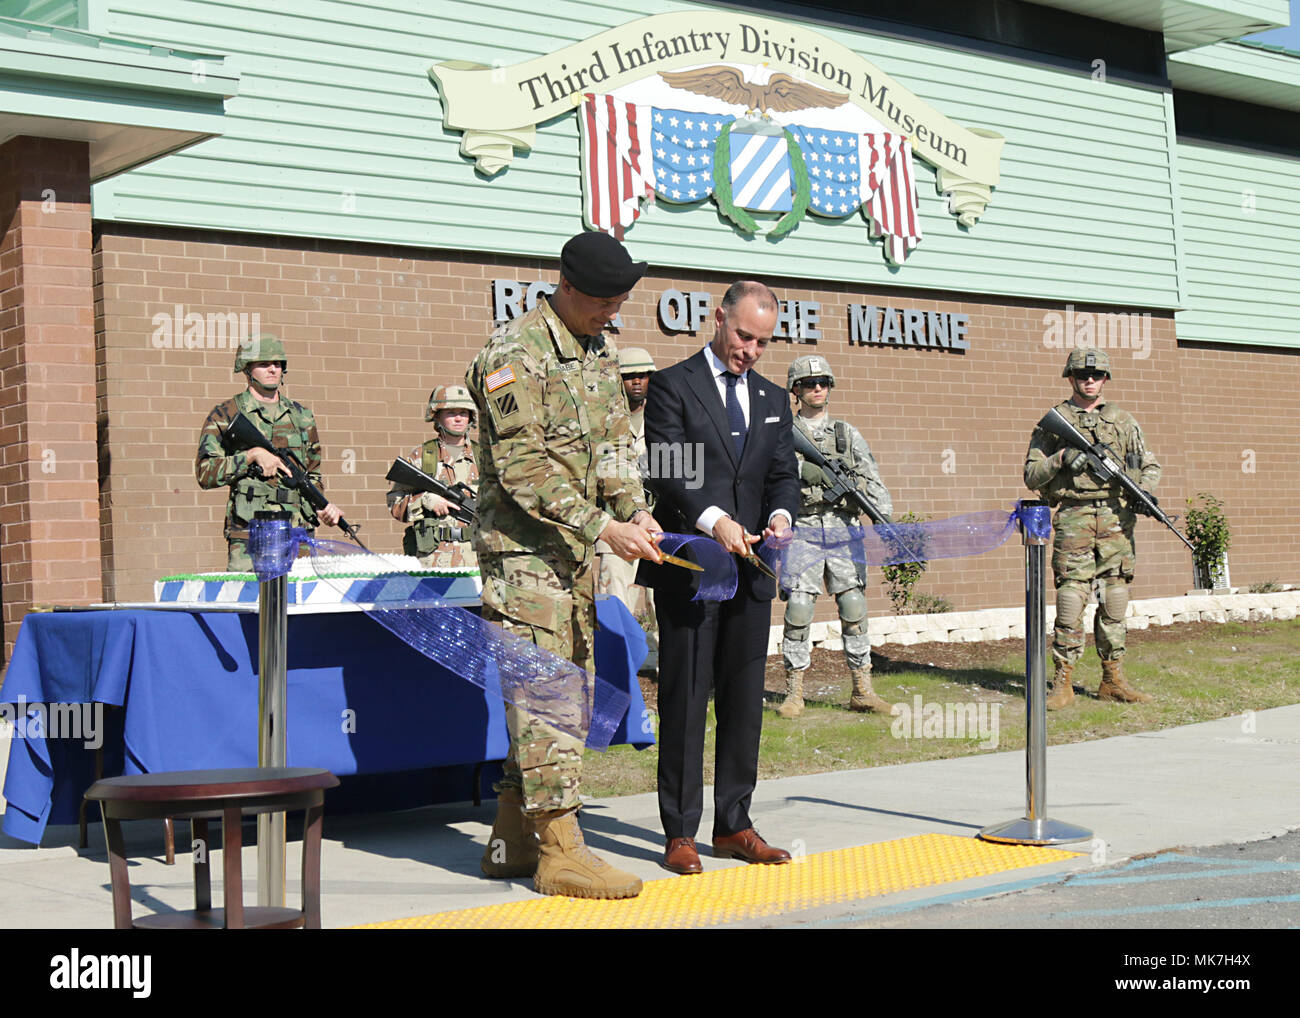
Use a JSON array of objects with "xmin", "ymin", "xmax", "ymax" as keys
[{"xmin": 581, "ymin": 619, "xmax": 1300, "ymax": 798}]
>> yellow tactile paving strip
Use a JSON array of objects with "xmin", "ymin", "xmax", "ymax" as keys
[{"xmin": 355, "ymin": 833, "xmax": 1079, "ymax": 929}]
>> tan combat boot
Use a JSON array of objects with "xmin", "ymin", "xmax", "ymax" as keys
[
  {"xmin": 1046, "ymin": 661, "xmax": 1076, "ymax": 711},
  {"xmin": 776, "ymin": 667, "xmax": 805, "ymax": 718},
  {"xmin": 1098, "ymin": 659, "xmax": 1153, "ymax": 704},
  {"xmin": 532, "ymin": 808, "xmax": 643, "ymax": 899},
  {"xmin": 848, "ymin": 663, "xmax": 893, "ymax": 714},
  {"xmin": 480, "ymin": 788, "xmax": 539, "ymax": 878}
]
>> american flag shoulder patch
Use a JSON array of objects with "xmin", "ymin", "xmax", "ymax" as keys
[{"xmin": 485, "ymin": 365, "xmax": 516, "ymax": 392}]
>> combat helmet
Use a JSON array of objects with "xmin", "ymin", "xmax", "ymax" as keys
[
  {"xmin": 787, "ymin": 354, "xmax": 836, "ymax": 390},
  {"xmin": 425, "ymin": 384, "xmax": 477, "ymax": 424},
  {"xmin": 1062, "ymin": 348, "xmax": 1112, "ymax": 379},
  {"xmin": 618, "ymin": 347, "xmax": 656, "ymax": 374},
  {"xmin": 234, "ymin": 333, "xmax": 287, "ymax": 374}
]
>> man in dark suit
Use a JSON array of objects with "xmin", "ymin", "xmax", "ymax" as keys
[{"xmin": 641, "ymin": 280, "xmax": 800, "ymax": 876}]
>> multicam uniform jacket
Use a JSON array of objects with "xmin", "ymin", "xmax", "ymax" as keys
[
  {"xmin": 1024, "ymin": 399, "xmax": 1161, "ymax": 507},
  {"xmin": 466, "ymin": 299, "xmax": 649, "ymax": 565}
]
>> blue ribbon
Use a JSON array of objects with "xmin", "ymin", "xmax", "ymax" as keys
[
  {"xmin": 654, "ymin": 532, "xmax": 738, "ymax": 601},
  {"xmin": 1015, "ymin": 500, "xmax": 1054, "ymax": 541},
  {"xmin": 246, "ymin": 522, "xmax": 630, "ymax": 751},
  {"xmin": 771, "ymin": 502, "xmax": 1054, "ymax": 583}
]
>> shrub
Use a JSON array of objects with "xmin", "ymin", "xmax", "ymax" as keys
[
  {"xmin": 1184, "ymin": 492, "xmax": 1231, "ymax": 589},
  {"xmin": 881, "ymin": 511, "xmax": 931, "ymax": 614}
]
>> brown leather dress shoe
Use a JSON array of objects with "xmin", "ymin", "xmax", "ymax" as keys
[
  {"xmin": 712, "ymin": 828, "xmax": 791, "ymax": 864},
  {"xmin": 663, "ymin": 837, "xmax": 703, "ymax": 875}
]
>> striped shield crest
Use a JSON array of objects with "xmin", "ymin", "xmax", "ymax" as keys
[{"xmin": 727, "ymin": 127, "xmax": 793, "ymax": 213}]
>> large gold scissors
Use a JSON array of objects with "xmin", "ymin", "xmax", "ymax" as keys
[
  {"xmin": 738, "ymin": 543, "xmax": 777, "ymax": 580},
  {"xmin": 648, "ymin": 533, "xmax": 704, "ymax": 572}
]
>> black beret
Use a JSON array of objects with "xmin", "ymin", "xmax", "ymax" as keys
[{"xmin": 560, "ymin": 232, "xmax": 647, "ymax": 298}]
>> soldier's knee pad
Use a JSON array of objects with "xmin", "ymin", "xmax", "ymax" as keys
[
  {"xmin": 1054, "ymin": 583, "xmax": 1088, "ymax": 628},
  {"xmin": 783, "ymin": 591, "xmax": 816, "ymax": 637},
  {"xmin": 1100, "ymin": 577, "xmax": 1128, "ymax": 623},
  {"xmin": 835, "ymin": 588, "xmax": 868, "ymax": 636}
]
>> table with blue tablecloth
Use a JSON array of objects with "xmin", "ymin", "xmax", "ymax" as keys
[{"xmin": 1, "ymin": 599, "xmax": 653, "ymax": 844}]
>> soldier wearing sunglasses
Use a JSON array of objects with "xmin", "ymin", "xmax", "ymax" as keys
[
  {"xmin": 1025, "ymin": 348, "xmax": 1161, "ymax": 708},
  {"xmin": 776, "ymin": 355, "xmax": 894, "ymax": 719}
]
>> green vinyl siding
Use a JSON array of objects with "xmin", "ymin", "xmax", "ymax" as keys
[
  {"xmin": 1175, "ymin": 139, "xmax": 1300, "ymax": 348},
  {"xmin": 91, "ymin": 0, "xmax": 1183, "ymax": 307},
  {"xmin": 0, "ymin": 0, "xmax": 84, "ymax": 26}
]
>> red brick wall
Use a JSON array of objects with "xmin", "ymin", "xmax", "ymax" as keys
[
  {"xmin": 0, "ymin": 137, "xmax": 100, "ymax": 658},
  {"xmin": 1175, "ymin": 341, "xmax": 1300, "ymax": 589},
  {"xmin": 94, "ymin": 226, "xmax": 1300, "ymax": 624}
]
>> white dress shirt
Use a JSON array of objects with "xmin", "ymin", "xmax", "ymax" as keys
[{"xmin": 696, "ymin": 344, "xmax": 792, "ymax": 536}]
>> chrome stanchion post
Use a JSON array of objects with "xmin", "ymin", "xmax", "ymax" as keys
[
  {"xmin": 251, "ymin": 511, "xmax": 291, "ymax": 907},
  {"xmin": 979, "ymin": 500, "xmax": 1091, "ymax": 846}
]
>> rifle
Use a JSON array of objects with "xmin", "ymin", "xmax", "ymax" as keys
[
  {"xmin": 224, "ymin": 412, "xmax": 367, "ymax": 548},
  {"xmin": 1037, "ymin": 407, "xmax": 1195, "ymax": 553},
  {"xmin": 385, "ymin": 458, "xmax": 478, "ymax": 526},
  {"xmin": 791, "ymin": 425, "xmax": 912, "ymax": 550}
]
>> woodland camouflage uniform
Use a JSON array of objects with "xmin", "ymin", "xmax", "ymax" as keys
[{"xmin": 195, "ymin": 389, "xmax": 323, "ymax": 571}]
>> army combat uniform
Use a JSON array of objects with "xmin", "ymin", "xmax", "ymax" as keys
[
  {"xmin": 195, "ymin": 389, "xmax": 323, "ymax": 571},
  {"xmin": 777, "ymin": 355, "xmax": 894, "ymax": 717},
  {"xmin": 386, "ymin": 437, "xmax": 479, "ymax": 569},
  {"xmin": 780, "ymin": 416, "xmax": 893, "ymax": 712},
  {"xmin": 1024, "ymin": 349, "xmax": 1161, "ymax": 706},
  {"xmin": 466, "ymin": 298, "xmax": 650, "ymax": 816}
]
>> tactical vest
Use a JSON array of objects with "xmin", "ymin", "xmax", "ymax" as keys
[
  {"xmin": 796, "ymin": 417, "xmax": 853, "ymax": 513},
  {"xmin": 228, "ymin": 400, "xmax": 316, "ymax": 534},
  {"xmin": 405, "ymin": 438, "xmax": 479, "ymax": 556},
  {"xmin": 1043, "ymin": 401, "xmax": 1144, "ymax": 503}
]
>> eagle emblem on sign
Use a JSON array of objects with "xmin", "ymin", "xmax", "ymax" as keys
[{"xmin": 577, "ymin": 62, "xmax": 921, "ymax": 262}]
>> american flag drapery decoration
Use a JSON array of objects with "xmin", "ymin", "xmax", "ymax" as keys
[{"xmin": 577, "ymin": 94, "xmax": 923, "ymax": 262}]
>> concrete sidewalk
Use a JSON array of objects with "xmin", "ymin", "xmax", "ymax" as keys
[{"xmin": 1, "ymin": 704, "xmax": 1297, "ymax": 929}]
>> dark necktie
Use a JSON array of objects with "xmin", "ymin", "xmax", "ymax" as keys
[{"xmin": 723, "ymin": 371, "xmax": 747, "ymax": 457}]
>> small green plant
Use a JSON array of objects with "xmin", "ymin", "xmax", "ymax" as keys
[
  {"xmin": 1185, "ymin": 491, "xmax": 1231, "ymax": 589},
  {"xmin": 911, "ymin": 592, "xmax": 954, "ymax": 614},
  {"xmin": 881, "ymin": 511, "xmax": 931, "ymax": 614},
  {"xmin": 1249, "ymin": 580, "xmax": 1283, "ymax": 594}
]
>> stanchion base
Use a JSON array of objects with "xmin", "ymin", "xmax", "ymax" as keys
[{"xmin": 977, "ymin": 817, "xmax": 1093, "ymax": 846}]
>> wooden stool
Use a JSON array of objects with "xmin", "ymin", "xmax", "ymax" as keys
[{"xmin": 85, "ymin": 767, "xmax": 339, "ymax": 929}]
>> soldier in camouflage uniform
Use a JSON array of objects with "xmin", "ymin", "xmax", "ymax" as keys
[
  {"xmin": 195, "ymin": 334, "xmax": 341, "ymax": 570},
  {"xmin": 595, "ymin": 346, "xmax": 659, "ymax": 675},
  {"xmin": 467, "ymin": 232, "xmax": 663, "ymax": 899},
  {"xmin": 386, "ymin": 384, "xmax": 479, "ymax": 570},
  {"xmin": 1024, "ymin": 348, "xmax": 1160, "ymax": 708},
  {"xmin": 777, "ymin": 355, "xmax": 894, "ymax": 718}
]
